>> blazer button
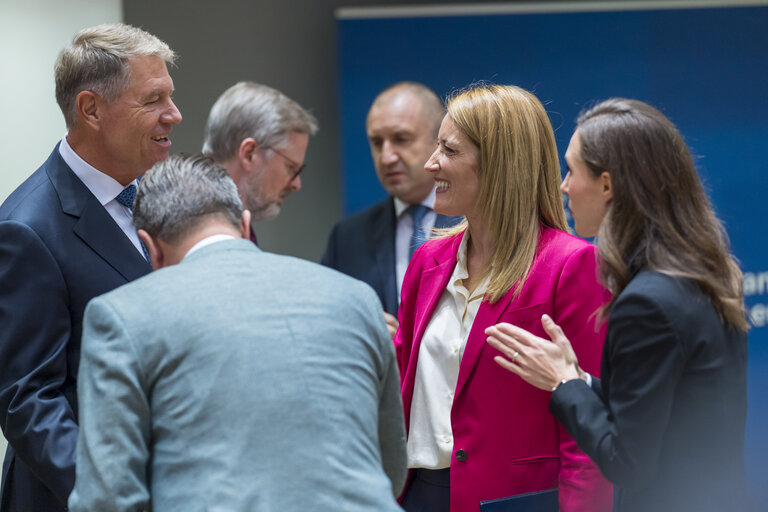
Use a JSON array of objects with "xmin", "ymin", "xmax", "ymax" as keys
[{"xmin": 455, "ymin": 449, "xmax": 468, "ymax": 462}]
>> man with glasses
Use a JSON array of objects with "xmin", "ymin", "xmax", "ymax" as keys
[{"xmin": 203, "ymin": 82, "xmax": 317, "ymax": 241}]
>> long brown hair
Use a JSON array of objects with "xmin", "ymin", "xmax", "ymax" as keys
[
  {"xmin": 577, "ymin": 98, "xmax": 747, "ymax": 331},
  {"xmin": 441, "ymin": 84, "xmax": 567, "ymax": 303}
]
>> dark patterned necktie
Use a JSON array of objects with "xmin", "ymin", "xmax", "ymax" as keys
[
  {"xmin": 407, "ymin": 204, "xmax": 430, "ymax": 261},
  {"xmin": 115, "ymin": 184, "xmax": 150, "ymax": 261}
]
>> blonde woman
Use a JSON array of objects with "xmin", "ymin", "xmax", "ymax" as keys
[{"xmin": 395, "ymin": 85, "xmax": 612, "ymax": 511}]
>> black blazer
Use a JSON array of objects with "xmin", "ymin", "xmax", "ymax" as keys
[
  {"xmin": 0, "ymin": 145, "xmax": 151, "ymax": 511},
  {"xmin": 550, "ymin": 270, "xmax": 751, "ymax": 512},
  {"xmin": 321, "ymin": 197, "xmax": 459, "ymax": 315}
]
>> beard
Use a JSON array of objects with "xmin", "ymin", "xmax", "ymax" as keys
[
  {"xmin": 245, "ymin": 196, "xmax": 281, "ymax": 221},
  {"xmin": 241, "ymin": 172, "xmax": 282, "ymax": 221}
]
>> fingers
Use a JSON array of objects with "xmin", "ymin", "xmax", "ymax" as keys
[
  {"xmin": 485, "ymin": 322, "xmax": 538, "ymax": 349},
  {"xmin": 540, "ymin": 314, "xmax": 578, "ymax": 366},
  {"xmin": 487, "ymin": 336, "xmax": 523, "ymax": 363},
  {"xmin": 493, "ymin": 355, "xmax": 525, "ymax": 377},
  {"xmin": 383, "ymin": 312, "xmax": 399, "ymax": 339},
  {"xmin": 541, "ymin": 314, "xmax": 566, "ymax": 344}
]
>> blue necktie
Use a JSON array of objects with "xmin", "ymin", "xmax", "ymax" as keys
[
  {"xmin": 407, "ymin": 204, "xmax": 430, "ymax": 260},
  {"xmin": 115, "ymin": 184, "xmax": 150, "ymax": 261}
]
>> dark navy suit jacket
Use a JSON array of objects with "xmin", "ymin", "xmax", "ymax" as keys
[
  {"xmin": 321, "ymin": 197, "xmax": 459, "ymax": 316},
  {"xmin": 0, "ymin": 144, "xmax": 151, "ymax": 511}
]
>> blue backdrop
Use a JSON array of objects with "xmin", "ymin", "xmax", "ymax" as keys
[{"xmin": 338, "ymin": 3, "xmax": 768, "ymax": 501}]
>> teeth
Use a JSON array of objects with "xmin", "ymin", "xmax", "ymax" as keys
[
  {"xmin": 436, "ymin": 181, "xmax": 450, "ymax": 191},
  {"xmin": 151, "ymin": 135, "xmax": 167, "ymax": 141}
]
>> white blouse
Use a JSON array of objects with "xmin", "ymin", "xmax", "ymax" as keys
[{"xmin": 406, "ymin": 233, "xmax": 490, "ymax": 469}]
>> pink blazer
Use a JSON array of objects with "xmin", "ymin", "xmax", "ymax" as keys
[{"xmin": 395, "ymin": 226, "xmax": 613, "ymax": 511}]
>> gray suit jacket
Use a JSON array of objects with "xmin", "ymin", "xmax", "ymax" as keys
[{"xmin": 68, "ymin": 239, "xmax": 406, "ymax": 512}]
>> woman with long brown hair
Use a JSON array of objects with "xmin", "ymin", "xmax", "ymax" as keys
[{"xmin": 487, "ymin": 98, "xmax": 752, "ymax": 512}]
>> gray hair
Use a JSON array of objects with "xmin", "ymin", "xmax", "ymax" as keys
[
  {"xmin": 55, "ymin": 23, "xmax": 176, "ymax": 129},
  {"xmin": 134, "ymin": 155, "xmax": 243, "ymax": 243},
  {"xmin": 202, "ymin": 82, "xmax": 318, "ymax": 162}
]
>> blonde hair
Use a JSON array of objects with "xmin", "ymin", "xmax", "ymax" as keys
[
  {"xmin": 55, "ymin": 23, "xmax": 176, "ymax": 129},
  {"xmin": 441, "ymin": 84, "xmax": 567, "ymax": 303}
]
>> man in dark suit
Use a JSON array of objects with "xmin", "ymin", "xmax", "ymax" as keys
[
  {"xmin": 0, "ymin": 23, "xmax": 181, "ymax": 511},
  {"xmin": 202, "ymin": 82, "xmax": 318, "ymax": 241},
  {"xmin": 322, "ymin": 82, "xmax": 458, "ymax": 336}
]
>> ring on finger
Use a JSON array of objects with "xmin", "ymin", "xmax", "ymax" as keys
[{"xmin": 512, "ymin": 351, "xmax": 519, "ymax": 362}]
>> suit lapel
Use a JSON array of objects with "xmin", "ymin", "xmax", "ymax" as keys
[
  {"xmin": 406, "ymin": 233, "xmax": 463, "ymax": 376},
  {"xmin": 47, "ymin": 148, "xmax": 151, "ymax": 281},
  {"xmin": 454, "ymin": 279, "xmax": 516, "ymax": 401},
  {"xmin": 369, "ymin": 198, "xmax": 398, "ymax": 315}
]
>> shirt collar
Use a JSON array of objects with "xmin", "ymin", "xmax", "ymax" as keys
[
  {"xmin": 185, "ymin": 234, "xmax": 237, "ymax": 259},
  {"xmin": 454, "ymin": 230, "xmax": 471, "ymax": 281},
  {"xmin": 58, "ymin": 135, "xmax": 137, "ymax": 206},
  {"xmin": 452, "ymin": 230, "xmax": 491, "ymax": 300},
  {"xmin": 393, "ymin": 187, "xmax": 436, "ymax": 218}
]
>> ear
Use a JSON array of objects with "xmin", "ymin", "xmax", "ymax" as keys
[
  {"xmin": 239, "ymin": 210, "xmax": 252, "ymax": 240},
  {"xmin": 138, "ymin": 229, "xmax": 163, "ymax": 269},
  {"xmin": 238, "ymin": 138, "xmax": 262, "ymax": 171},
  {"xmin": 75, "ymin": 90, "xmax": 101, "ymax": 131},
  {"xmin": 600, "ymin": 171, "xmax": 613, "ymax": 203}
]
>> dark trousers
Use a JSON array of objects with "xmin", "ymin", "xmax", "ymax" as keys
[{"xmin": 401, "ymin": 468, "xmax": 450, "ymax": 512}]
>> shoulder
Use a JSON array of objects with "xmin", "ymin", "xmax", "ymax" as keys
[
  {"xmin": 329, "ymin": 198, "xmax": 393, "ymax": 233},
  {"xmin": 611, "ymin": 271, "xmax": 718, "ymax": 341},
  {"xmin": 617, "ymin": 271, "xmax": 693, "ymax": 310},
  {"xmin": 539, "ymin": 226, "xmax": 596, "ymax": 256},
  {"xmin": 0, "ymin": 167, "xmax": 55, "ymax": 222},
  {"xmin": 532, "ymin": 226, "xmax": 598, "ymax": 277},
  {"xmin": 0, "ymin": 145, "xmax": 73, "ymax": 226},
  {"xmin": 412, "ymin": 231, "xmax": 463, "ymax": 264}
]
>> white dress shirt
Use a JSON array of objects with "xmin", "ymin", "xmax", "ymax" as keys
[
  {"xmin": 407, "ymin": 232, "xmax": 490, "ymax": 469},
  {"xmin": 58, "ymin": 137, "xmax": 144, "ymax": 257},
  {"xmin": 185, "ymin": 234, "xmax": 236, "ymax": 258},
  {"xmin": 394, "ymin": 188, "xmax": 437, "ymax": 299}
]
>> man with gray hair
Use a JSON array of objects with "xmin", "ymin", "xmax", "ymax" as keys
[
  {"xmin": 202, "ymin": 82, "xmax": 317, "ymax": 239},
  {"xmin": 68, "ymin": 155, "xmax": 407, "ymax": 512},
  {"xmin": 0, "ymin": 23, "xmax": 181, "ymax": 511}
]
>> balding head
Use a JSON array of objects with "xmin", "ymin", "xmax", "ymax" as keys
[{"xmin": 366, "ymin": 82, "xmax": 443, "ymax": 205}]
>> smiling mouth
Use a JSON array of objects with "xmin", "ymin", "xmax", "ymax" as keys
[
  {"xmin": 436, "ymin": 180, "xmax": 450, "ymax": 191},
  {"xmin": 151, "ymin": 135, "xmax": 169, "ymax": 143}
]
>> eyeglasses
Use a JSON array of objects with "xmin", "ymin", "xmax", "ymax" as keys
[{"xmin": 268, "ymin": 147, "xmax": 305, "ymax": 183}]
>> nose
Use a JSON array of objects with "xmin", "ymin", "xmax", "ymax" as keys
[
  {"xmin": 424, "ymin": 149, "xmax": 439, "ymax": 173},
  {"xmin": 560, "ymin": 172, "xmax": 570, "ymax": 194},
  {"xmin": 161, "ymin": 99, "xmax": 183, "ymax": 125},
  {"xmin": 380, "ymin": 140, "xmax": 398, "ymax": 165},
  {"xmin": 290, "ymin": 174, "xmax": 301, "ymax": 191}
]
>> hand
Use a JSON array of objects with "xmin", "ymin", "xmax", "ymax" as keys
[
  {"xmin": 485, "ymin": 314, "xmax": 581, "ymax": 391},
  {"xmin": 383, "ymin": 312, "xmax": 399, "ymax": 339}
]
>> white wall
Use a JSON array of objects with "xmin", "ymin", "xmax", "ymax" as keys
[
  {"xmin": 0, "ymin": 0, "xmax": 122, "ymax": 202},
  {"xmin": 0, "ymin": 0, "xmax": 122, "ymax": 461}
]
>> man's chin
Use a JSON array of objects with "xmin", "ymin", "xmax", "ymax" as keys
[{"xmin": 249, "ymin": 202, "xmax": 281, "ymax": 222}]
